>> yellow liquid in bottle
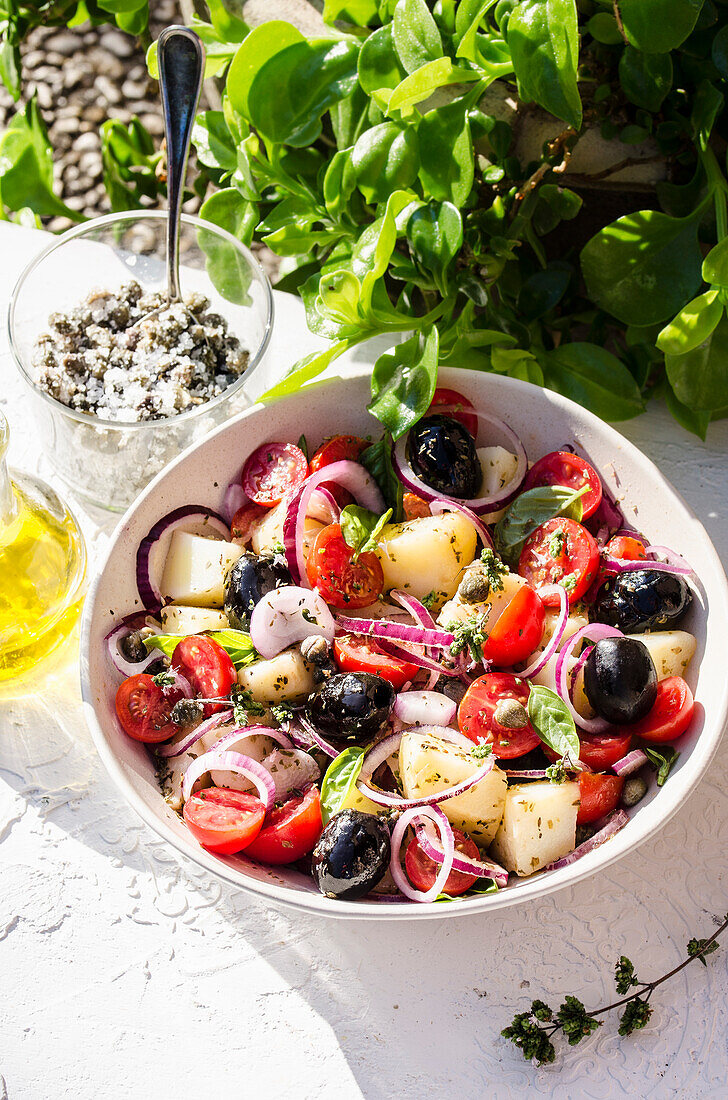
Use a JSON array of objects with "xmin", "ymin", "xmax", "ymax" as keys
[{"xmin": 0, "ymin": 474, "xmax": 86, "ymax": 681}]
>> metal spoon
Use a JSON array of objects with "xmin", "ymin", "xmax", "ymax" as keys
[{"xmin": 157, "ymin": 25, "xmax": 205, "ymax": 304}]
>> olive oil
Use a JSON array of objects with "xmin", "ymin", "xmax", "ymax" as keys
[{"xmin": 0, "ymin": 414, "xmax": 86, "ymax": 681}]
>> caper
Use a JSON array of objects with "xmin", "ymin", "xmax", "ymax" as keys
[
  {"xmin": 119, "ymin": 627, "xmax": 153, "ymax": 663},
  {"xmin": 493, "ymin": 698, "xmax": 529, "ymax": 729},
  {"xmin": 621, "ymin": 775, "xmax": 648, "ymax": 807},
  {"xmin": 300, "ymin": 635, "xmax": 331, "ymax": 664},
  {"xmin": 170, "ymin": 698, "xmax": 205, "ymax": 726},
  {"xmin": 459, "ymin": 571, "xmax": 490, "ymax": 604}
]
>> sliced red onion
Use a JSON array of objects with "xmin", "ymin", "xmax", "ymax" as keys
[
  {"xmin": 261, "ymin": 747, "xmax": 320, "ymax": 800},
  {"xmin": 156, "ymin": 709, "xmax": 233, "ymax": 758},
  {"xmin": 392, "ymin": 408, "xmax": 527, "ymax": 515},
  {"xmin": 105, "ymin": 616, "xmax": 162, "ymax": 678},
  {"xmin": 612, "ymin": 749, "xmax": 649, "ymax": 776},
  {"xmin": 166, "ymin": 668, "xmax": 194, "ymax": 699},
  {"xmin": 545, "ymin": 810, "xmax": 629, "ymax": 870},
  {"xmin": 359, "ymin": 731, "xmax": 403, "ymax": 783},
  {"xmin": 249, "ymin": 585, "xmax": 335, "ymax": 659},
  {"xmin": 307, "ymin": 487, "xmax": 340, "ymax": 525},
  {"xmin": 297, "ymin": 714, "xmax": 338, "ymax": 758},
  {"xmin": 394, "ymin": 690, "xmax": 457, "ymax": 727},
  {"xmin": 389, "ymin": 804, "xmax": 455, "ymax": 903},
  {"xmin": 182, "ymin": 749, "xmax": 276, "ymax": 810},
  {"xmin": 555, "ymin": 623, "xmax": 623, "ymax": 733},
  {"xmin": 357, "ymin": 749, "xmax": 494, "ymax": 807},
  {"xmin": 283, "ymin": 459, "xmax": 385, "ymax": 585},
  {"xmin": 415, "ymin": 822, "xmax": 508, "ymax": 887},
  {"xmin": 213, "ymin": 723, "xmax": 294, "ymax": 753},
  {"xmin": 389, "ymin": 589, "xmax": 437, "ymax": 631},
  {"xmin": 336, "ymin": 615, "xmax": 454, "ymax": 650},
  {"xmin": 374, "ymin": 637, "xmax": 459, "ymax": 677},
  {"xmin": 136, "ymin": 506, "xmax": 229, "ymax": 610},
  {"xmin": 429, "ymin": 499, "xmax": 495, "ymax": 550},
  {"xmin": 601, "ymin": 553, "xmax": 693, "ymax": 577},
  {"xmin": 503, "ymin": 768, "xmax": 549, "ymax": 779},
  {"xmin": 222, "ymin": 480, "xmax": 248, "ymax": 524},
  {"xmin": 518, "ymin": 584, "xmax": 568, "ymax": 678}
]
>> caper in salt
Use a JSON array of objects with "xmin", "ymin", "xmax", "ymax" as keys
[
  {"xmin": 493, "ymin": 698, "xmax": 529, "ymax": 729},
  {"xmin": 621, "ymin": 776, "xmax": 648, "ymax": 808}
]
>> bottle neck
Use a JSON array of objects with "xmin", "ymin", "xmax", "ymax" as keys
[{"xmin": 0, "ymin": 412, "xmax": 17, "ymax": 526}]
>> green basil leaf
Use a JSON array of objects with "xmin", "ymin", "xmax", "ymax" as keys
[
  {"xmin": 665, "ymin": 314, "xmax": 728, "ymax": 412},
  {"xmin": 435, "ymin": 880, "xmax": 499, "ymax": 901},
  {"xmin": 619, "ymin": 48, "xmax": 673, "ymax": 113},
  {"xmin": 358, "ymin": 24, "xmax": 407, "ymax": 110},
  {"xmin": 368, "ymin": 326, "xmax": 439, "ymax": 438},
  {"xmin": 540, "ymin": 342, "xmax": 646, "ymax": 421},
  {"xmin": 527, "ymin": 684, "xmax": 581, "ymax": 761},
  {"xmin": 143, "ymin": 634, "xmax": 180, "ymax": 660},
  {"xmin": 619, "ymin": 0, "xmax": 704, "ymax": 53},
  {"xmin": 207, "ymin": 629, "xmax": 259, "ymax": 669},
  {"xmin": 320, "ymin": 746, "xmax": 367, "ymax": 825},
  {"xmin": 644, "ymin": 745, "xmax": 679, "ymax": 786},
  {"xmin": 507, "ymin": 0, "xmax": 582, "ymax": 129},
  {"xmin": 360, "ymin": 436, "xmax": 404, "ymax": 518},
  {"xmin": 702, "ymin": 237, "xmax": 728, "ymax": 287},
  {"xmin": 392, "ymin": 0, "xmax": 444, "ymax": 74},
  {"xmin": 493, "ymin": 484, "xmax": 586, "ymax": 566},
  {"xmin": 418, "ymin": 98, "xmax": 474, "ymax": 206},
  {"xmin": 0, "ymin": 39, "xmax": 20, "ymax": 101},
  {"xmin": 581, "ymin": 210, "xmax": 703, "ymax": 326},
  {"xmin": 351, "ymin": 120, "xmax": 419, "ymax": 203},
  {"xmin": 656, "ymin": 290, "xmax": 722, "ymax": 356},
  {"xmin": 341, "ymin": 504, "xmax": 393, "ymax": 557}
]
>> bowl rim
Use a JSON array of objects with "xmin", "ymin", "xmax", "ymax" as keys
[
  {"xmin": 6, "ymin": 209, "xmax": 275, "ymax": 431},
  {"xmin": 80, "ymin": 366, "xmax": 728, "ymax": 920}
]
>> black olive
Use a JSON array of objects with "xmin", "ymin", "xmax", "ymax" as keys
[
  {"xmin": 592, "ymin": 569, "xmax": 692, "ymax": 634},
  {"xmin": 311, "ymin": 810, "xmax": 391, "ymax": 900},
  {"xmin": 584, "ymin": 637, "xmax": 657, "ymax": 724},
  {"xmin": 224, "ymin": 552, "xmax": 291, "ymax": 630},
  {"xmin": 305, "ymin": 672, "xmax": 395, "ymax": 746},
  {"xmin": 407, "ymin": 414, "xmax": 481, "ymax": 498}
]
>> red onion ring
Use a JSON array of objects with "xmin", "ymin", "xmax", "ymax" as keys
[
  {"xmin": 283, "ymin": 459, "xmax": 385, "ymax": 585},
  {"xmin": 297, "ymin": 714, "xmax": 338, "ymax": 758},
  {"xmin": 518, "ymin": 584, "xmax": 568, "ymax": 678},
  {"xmin": 359, "ymin": 731, "xmax": 403, "ymax": 783},
  {"xmin": 105, "ymin": 616, "xmax": 162, "ymax": 678},
  {"xmin": 375, "ymin": 638, "xmax": 461, "ymax": 677},
  {"xmin": 357, "ymin": 748, "xmax": 494, "ymax": 807},
  {"xmin": 261, "ymin": 747, "xmax": 320, "ymax": 800},
  {"xmin": 389, "ymin": 589, "xmax": 437, "ymax": 631},
  {"xmin": 249, "ymin": 585, "xmax": 336, "ymax": 659},
  {"xmin": 156, "ymin": 710, "xmax": 233, "ymax": 758},
  {"xmin": 222, "ymin": 480, "xmax": 248, "ymax": 524},
  {"xmin": 415, "ymin": 822, "xmax": 508, "ymax": 887},
  {"xmin": 568, "ymin": 644, "xmax": 594, "ymax": 705},
  {"xmin": 555, "ymin": 623, "xmax": 623, "ymax": 733},
  {"xmin": 392, "ymin": 408, "xmax": 527, "ymax": 515},
  {"xmin": 394, "ymin": 690, "xmax": 457, "ymax": 727},
  {"xmin": 213, "ymin": 723, "xmax": 294, "ymax": 753},
  {"xmin": 612, "ymin": 749, "xmax": 649, "ymax": 776},
  {"xmin": 335, "ymin": 615, "xmax": 454, "ymax": 649},
  {"xmin": 389, "ymin": 804, "xmax": 455, "ymax": 903},
  {"xmin": 429, "ymin": 498, "xmax": 495, "ymax": 549},
  {"xmin": 165, "ymin": 668, "xmax": 194, "ymax": 699},
  {"xmin": 545, "ymin": 810, "xmax": 629, "ymax": 870},
  {"xmin": 182, "ymin": 749, "xmax": 276, "ymax": 810},
  {"xmin": 136, "ymin": 506, "xmax": 229, "ymax": 610},
  {"xmin": 601, "ymin": 554, "xmax": 692, "ymax": 577},
  {"xmin": 307, "ymin": 487, "xmax": 341, "ymax": 525}
]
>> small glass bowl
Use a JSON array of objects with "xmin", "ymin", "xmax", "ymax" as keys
[{"xmin": 7, "ymin": 210, "xmax": 274, "ymax": 512}]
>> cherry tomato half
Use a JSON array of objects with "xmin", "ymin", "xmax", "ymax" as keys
[
  {"xmin": 115, "ymin": 673, "xmax": 183, "ymax": 743},
  {"xmin": 519, "ymin": 517, "xmax": 600, "ymax": 605},
  {"xmin": 524, "ymin": 451, "xmax": 603, "ymax": 519},
  {"xmin": 629, "ymin": 676, "xmax": 694, "ymax": 743},
  {"xmin": 242, "ymin": 442, "xmax": 309, "ymax": 507},
  {"xmin": 183, "ymin": 788, "xmax": 265, "ymax": 855},
  {"xmin": 577, "ymin": 773, "xmax": 624, "ymax": 825},
  {"xmin": 245, "ymin": 786, "xmax": 323, "ymax": 865},
  {"xmin": 483, "ymin": 584, "xmax": 545, "ymax": 666},
  {"xmin": 405, "ymin": 827, "xmax": 479, "ymax": 896},
  {"xmin": 230, "ymin": 502, "xmax": 266, "ymax": 544},
  {"xmin": 310, "ymin": 435, "xmax": 369, "ymax": 472},
  {"xmin": 333, "ymin": 633, "xmax": 419, "ymax": 689},
  {"xmin": 172, "ymin": 635, "xmax": 236, "ymax": 715},
  {"xmin": 578, "ymin": 730, "xmax": 632, "ymax": 770},
  {"xmin": 306, "ymin": 523, "xmax": 384, "ymax": 609},
  {"xmin": 606, "ymin": 535, "xmax": 647, "ymax": 561},
  {"xmin": 403, "ymin": 491, "xmax": 431, "ymax": 520},
  {"xmin": 428, "ymin": 387, "xmax": 478, "ymax": 438},
  {"xmin": 458, "ymin": 672, "xmax": 541, "ymax": 758}
]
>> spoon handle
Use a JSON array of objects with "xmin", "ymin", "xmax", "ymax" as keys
[{"xmin": 157, "ymin": 25, "xmax": 205, "ymax": 302}]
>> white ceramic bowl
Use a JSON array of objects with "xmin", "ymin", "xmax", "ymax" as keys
[{"xmin": 80, "ymin": 367, "xmax": 728, "ymax": 919}]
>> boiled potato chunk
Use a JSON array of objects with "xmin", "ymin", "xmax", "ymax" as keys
[
  {"xmin": 375, "ymin": 512, "xmax": 478, "ymax": 608},
  {"xmin": 626, "ymin": 630, "xmax": 696, "ymax": 680},
  {"xmin": 160, "ymin": 604, "xmax": 229, "ymax": 634},
  {"xmin": 160, "ymin": 531, "xmax": 243, "ymax": 608},
  {"xmin": 531, "ymin": 651, "xmax": 592, "ymax": 718},
  {"xmin": 477, "ymin": 446, "xmax": 519, "ymax": 524},
  {"xmin": 438, "ymin": 570, "xmax": 529, "ymax": 631},
  {"xmin": 236, "ymin": 646, "xmax": 315, "ymax": 703},
  {"xmin": 529, "ymin": 606, "xmax": 590, "ymax": 659},
  {"xmin": 489, "ymin": 780, "xmax": 580, "ymax": 876},
  {"xmin": 399, "ymin": 730, "xmax": 507, "ymax": 846},
  {"xmin": 251, "ymin": 499, "xmax": 324, "ymax": 558}
]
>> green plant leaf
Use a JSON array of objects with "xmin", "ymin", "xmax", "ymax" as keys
[
  {"xmin": 541, "ymin": 343, "xmax": 645, "ymax": 420},
  {"xmin": 656, "ymin": 290, "xmax": 722, "ymax": 355},
  {"xmin": 507, "ymin": 0, "xmax": 582, "ymax": 128},
  {"xmin": 712, "ymin": 23, "xmax": 728, "ymax": 82},
  {"xmin": 351, "ymin": 120, "xmax": 419, "ymax": 202},
  {"xmin": 0, "ymin": 39, "xmax": 20, "ymax": 101},
  {"xmin": 200, "ymin": 187, "xmax": 257, "ymax": 247},
  {"xmin": 387, "ymin": 56, "xmax": 480, "ymax": 116},
  {"xmin": 586, "ymin": 12, "xmax": 623, "ymax": 45},
  {"xmin": 358, "ymin": 23, "xmax": 407, "ymax": 109},
  {"xmin": 407, "ymin": 200, "xmax": 463, "ymax": 291},
  {"xmin": 665, "ymin": 315, "xmax": 728, "ymax": 411},
  {"xmin": 644, "ymin": 745, "xmax": 679, "ymax": 786},
  {"xmin": 320, "ymin": 747, "xmax": 367, "ymax": 824},
  {"xmin": 324, "ymin": 0, "xmax": 379, "ymax": 23},
  {"xmin": 392, "ymin": 0, "xmax": 443, "ymax": 74},
  {"xmin": 691, "ymin": 80, "xmax": 723, "ymax": 152},
  {"xmin": 619, "ymin": 0, "xmax": 704, "ymax": 53},
  {"xmin": 207, "ymin": 630, "xmax": 259, "ymax": 669},
  {"xmin": 261, "ymin": 340, "xmax": 351, "ymax": 402},
  {"xmin": 192, "ymin": 110, "xmax": 238, "ymax": 174},
  {"xmin": 527, "ymin": 684, "xmax": 580, "ymax": 760},
  {"xmin": 418, "ymin": 97, "xmax": 475, "ymax": 205},
  {"xmin": 619, "ymin": 47, "xmax": 673, "ymax": 112},
  {"xmin": 517, "ymin": 262, "xmax": 571, "ymax": 320},
  {"xmin": 702, "ymin": 238, "xmax": 728, "ymax": 286},
  {"xmin": 493, "ymin": 483, "xmax": 586, "ymax": 566},
  {"xmin": 580, "ymin": 210, "xmax": 703, "ymax": 325},
  {"xmin": 664, "ymin": 383, "xmax": 710, "ymax": 440},
  {"xmin": 360, "ymin": 435, "xmax": 404, "ymax": 517},
  {"xmin": 226, "ymin": 21, "xmax": 305, "ymax": 120},
  {"xmin": 0, "ymin": 98, "xmax": 83, "ymax": 220},
  {"xmin": 368, "ymin": 326, "xmax": 439, "ymax": 438}
]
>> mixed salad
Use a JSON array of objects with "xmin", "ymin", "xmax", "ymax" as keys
[{"xmin": 108, "ymin": 388, "xmax": 697, "ymax": 904}]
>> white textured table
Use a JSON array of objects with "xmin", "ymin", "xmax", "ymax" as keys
[{"xmin": 1, "ymin": 223, "xmax": 727, "ymax": 1100}]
